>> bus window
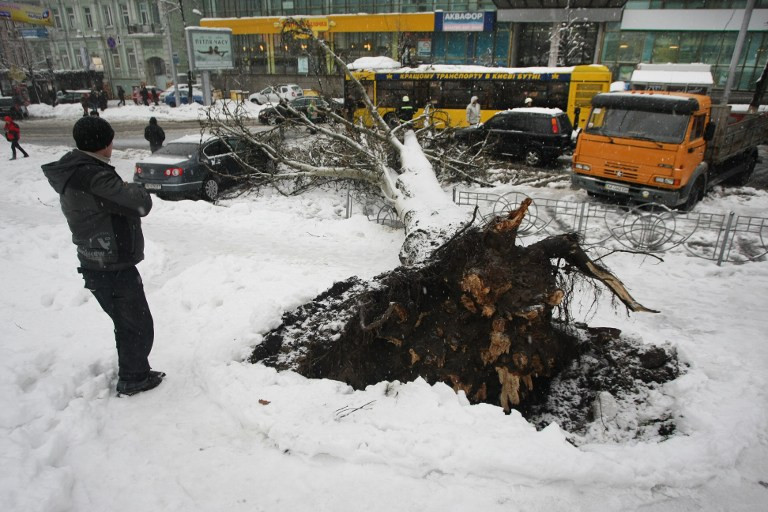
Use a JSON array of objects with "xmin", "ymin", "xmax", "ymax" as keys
[
  {"xmin": 440, "ymin": 80, "xmax": 474, "ymax": 109},
  {"xmin": 547, "ymin": 82, "xmax": 569, "ymax": 110},
  {"xmin": 475, "ymin": 81, "xmax": 503, "ymax": 110}
]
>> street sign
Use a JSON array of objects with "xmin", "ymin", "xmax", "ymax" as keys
[{"xmin": 107, "ymin": 36, "xmax": 116, "ymax": 49}]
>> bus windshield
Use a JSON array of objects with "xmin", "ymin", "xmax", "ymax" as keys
[{"xmin": 585, "ymin": 107, "xmax": 690, "ymax": 144}]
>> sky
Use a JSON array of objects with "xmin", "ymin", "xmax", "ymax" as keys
[{"xmin": 2, "ymin": 106, "xmax": 768, "ymax": 512}]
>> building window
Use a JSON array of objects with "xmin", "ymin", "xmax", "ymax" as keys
[
  {"xmin": 139, "ymin": 3, "xmax": 150, "ymax": 25},
  {"xmin": 83, "ymin": 7, "xmax": 93, "ymax": 29},
  {"xmin": 53, "ymin": 8, "xmax": 62, "ymax": 28},
  {"xmin": 66, "ymin": 7, "xmax": 76, "ymax": 29},
  {"xmin": 127, "ymin": 47, "xmax": 138, "ymax": 70},
  {"xmin": 111, "ymin": 49, "xmax": 122, "ymax": 69},
  {"xmin": 59, "ymin": 49, "xmax": 71, "ymax": 70},
  {"xmin": 120, "ymin": 4, "xmax": 130, "ymax": 26},
  {"xmin": 102, "ymin": 5, "xmax": 114, "ymax": 28}
]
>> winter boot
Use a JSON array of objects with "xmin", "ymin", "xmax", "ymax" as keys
[{"xmin": 117, "ymin": 370, "xmax": 166, "ymax": 396}]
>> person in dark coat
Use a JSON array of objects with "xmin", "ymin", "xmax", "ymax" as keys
[
  {"xmin": 99, "ymin": 89, "xmax": 108, "ymax": 111},
  {"xmin": 90, "ymin": 88, "xmax": 100, "ymax": 112},
  {"xmin": 80, "ymin": 94, "xmax": 89, "ymax": 116},
  {"xmin": 41, "ymin": 116, "xmax": 164, "ymax": 396},
  {"xmin": 397, "ymin": 95, "xmax": 414, "ymax": 123},
  {"xmin": 151, "ymin": 88, "xmax": 159, "ymax": 106},
  {"xmin": 4, "ymin": 115, "xmax": 29, "ymax": 160},
  {"xmin": 144, "ymin": 117, "xmax": 165, "ymax": 153},
  {"xmin": 140, "ymin": 84, "xmax": 150, "ymax": 106},
  {"xmin": 117, "ymin": 85, "xmax": 126, "ymax": 106}
]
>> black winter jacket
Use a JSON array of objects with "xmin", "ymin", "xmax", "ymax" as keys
[
  {"xmin": 144, "ymin": 124, "xmax": 165, "ymax": 150},
  {"xmin": 42, "ymin": 150, "xmax": 152, "ymax": 270}
]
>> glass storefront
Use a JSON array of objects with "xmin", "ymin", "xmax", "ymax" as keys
[{"xmin": 601, "ymin": 24, "xmax": 767, "ymax": 90}]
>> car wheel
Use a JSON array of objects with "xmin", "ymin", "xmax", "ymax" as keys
[
  {"xmin": 266, "ymin": 114, "xmax": 279, "ymax": 126},
  {"xmin": 250, "ymin": 98, "xmax": 260, "ymax": 105},
  {"xmin": 384, "ymin": 113, "xmax": 400, "ymax": 128},
  {"xmin": 201, "ymin": 178, "xmax": 219, "ymax": 202},
  {"xmin": 524, "ymin": 148, "xmax": 543, "ymax": 167}
]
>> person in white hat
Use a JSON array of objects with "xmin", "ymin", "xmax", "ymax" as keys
[
  {"xmin": 466, "ymin": 96, "xmax": 481, "ymax": 126},
  {"xmin": 524, "ymin": 97, "xmax": 533, "ymax": 107}
]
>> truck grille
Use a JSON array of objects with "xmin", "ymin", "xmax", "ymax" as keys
[{"xmin": 603, "ymin": 161, "xmax": 639, "ymax": 180}]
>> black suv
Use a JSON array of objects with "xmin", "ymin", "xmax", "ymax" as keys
[
  {"xmin": 0, "ymin": 96, "xmax": 28, "ymax": 120},
  {"xmin": 454, "ymin": 109, "xmax": 573, "ymax": 166}
]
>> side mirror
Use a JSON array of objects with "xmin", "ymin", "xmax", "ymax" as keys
[{"xmin": 704, "ymin": 122, "xmax": 716, "ymax": 141}]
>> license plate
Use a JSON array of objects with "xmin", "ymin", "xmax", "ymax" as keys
[
  {"xmin": 605, "ymin": 183, "xmax": 629, "ymax": 194},
  {"xmin": 144, "ymin": 183, "xmax": 161, "ymax": 190}
]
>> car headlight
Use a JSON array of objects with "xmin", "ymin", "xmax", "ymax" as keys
[{"xmin": 573, "ymin": 163, "xmax": 591, "ymax": 171}]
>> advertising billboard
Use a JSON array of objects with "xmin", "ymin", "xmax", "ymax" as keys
[
  {"xmin": 186, "ymin": 28, "xmax": 234, "ymax": 71},
  {"xmin": 0, "ymin": 2, "xmax": 54, "ymax": 26}
]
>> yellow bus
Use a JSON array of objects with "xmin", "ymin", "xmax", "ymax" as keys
[{"xmin": 344, "ymin": 64, "xmax": 611, "ymax": 130}]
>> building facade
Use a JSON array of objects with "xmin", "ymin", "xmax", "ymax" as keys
[
  {"xmin": 1, "ymin": 0, "xmax": 200, "ymax": 99},
  {"xmin": 3, "ymin": 0, "xmax": 767, "ymax": 101}
]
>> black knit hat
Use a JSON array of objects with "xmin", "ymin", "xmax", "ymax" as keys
[{"xmin": 72, "ymin": 116, "xmax": 115, "ymax": 152}]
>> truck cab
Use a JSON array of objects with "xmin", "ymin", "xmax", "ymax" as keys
[{"xmin": 571, "ymin": 91, "xmax": 713, "ymax": 208}]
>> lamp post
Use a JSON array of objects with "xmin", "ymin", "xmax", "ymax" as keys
[{"xmin": 161, "ymin": 1, "xmax": 181, "ymax": 105}]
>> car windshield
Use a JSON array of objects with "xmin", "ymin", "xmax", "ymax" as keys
[
  {"xmin": 585, "ymin": 107, "xmax": 689, "ymax": 144},
  {"xmin": 155, "ymin": 143, "xmax": 199, "ymax": 158}
]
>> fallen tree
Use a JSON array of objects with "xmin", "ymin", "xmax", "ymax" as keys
[
  {"xmin": 252, "ymin": 200, "xmax": 660, "ymax": 413},
  {"xmin": 200, "ymin": 19, "xmax": 668, "ymax": 417}
]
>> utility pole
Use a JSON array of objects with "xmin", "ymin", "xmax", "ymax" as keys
[
  {"xmin": 162, "ymin": 1, "xmax": 181, "ymax": 105},
  {"xmin": 721, "ymin": 0, "xmax": 756, "ymax": 104}
]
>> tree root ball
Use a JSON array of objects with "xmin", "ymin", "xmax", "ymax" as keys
[{"xmin": 252, "ymin": 200, "xmax": 666, "ymax": 415}]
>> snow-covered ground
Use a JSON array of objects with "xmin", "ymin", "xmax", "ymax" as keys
[
  {"xmin": 2, "ymin": 132, "xmax": 768, "ymax": 511},
  {"xmin": 27, "ymin": 98, "xmax": 265, "ymax": 124}
]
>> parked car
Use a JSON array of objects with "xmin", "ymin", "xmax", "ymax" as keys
[
  {"xmin": 159, "ymin": 83, "xmax": 202, "ymax": 103},
  {"xmin": 133, "ymin": 135, "xmax": 276, "ymax": 201},
  {"xmin": 248, "ymin": 84, "xmax": 303, "ymax": 105},
  {"xmin": 55, "ymin": 89, "xmax": 91, "ymax": 104},
  {"xmin": 453, "ymin": 108, "xmax": 574, "ymax": 166},
  {"xmin": 0, "ymin": 96, "xmax": 29, "ymax": 119},
  {"xmin": 164, "ymin": 89, "xmax": 204, "ymax": 107},
  {"xmin": 258, "ymin": 96, "xmax": 344, "ymax": 125}
]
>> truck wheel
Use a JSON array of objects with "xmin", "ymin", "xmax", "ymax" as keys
[
  {"xmin": 683, "ymin": 177, "xmax": 705, "ymax": 212},
  {"xmin": 730, "ymin": 151, "xmax": 758, "ymax": 186}
]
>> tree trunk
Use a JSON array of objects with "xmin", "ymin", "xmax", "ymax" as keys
[{"xmin": 252, "ymin": 200, "xmax": 656, "ymax": 413}]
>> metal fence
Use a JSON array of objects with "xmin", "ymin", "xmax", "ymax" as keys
[{"xmin": 451, "ymin": 190, "xmax": 768, "ymax": 265}]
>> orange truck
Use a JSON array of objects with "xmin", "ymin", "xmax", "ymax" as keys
[{"xmin": 570, "ymin": 91, "xmax": 768, "ymax": 210}]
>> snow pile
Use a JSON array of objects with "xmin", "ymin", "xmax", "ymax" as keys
[
  {"xmin": 1, "ymin": 143, "xmax": 768, "ymax": 511},
  {"xmin": 26, "ymin": 99, "xmax": 266, "ymax": 123}
]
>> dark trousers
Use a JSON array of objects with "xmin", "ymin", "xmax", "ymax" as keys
[
  {"xmin": 10, "ymin": 140, "xmax": 28, "ymax": 159},
  {"xmin": 79, "ymin": 266, "xmax": 154, "ymax": 381}
]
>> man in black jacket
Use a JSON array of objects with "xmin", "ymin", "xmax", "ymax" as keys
[
  {"xmin": 42, "ymin": 116, "xmax": 164, "ymax": 396},
  {"xmin": 144, "ymin": 117, "xmax": 165, "ymax": 153}
]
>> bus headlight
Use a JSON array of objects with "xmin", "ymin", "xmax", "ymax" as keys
[{"xmin": 573, "ymin": 163, "xmax": 591, "ymax": 171}]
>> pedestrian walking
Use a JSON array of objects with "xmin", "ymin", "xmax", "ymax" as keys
[
  {"xmin": 41, "ymin": 116, "xmax": 164, "ymax": 396},
  {"xmin": 397, "ymin": 95, "xmax": 414, "ymax": 123},
  {"xmin": 144, "ymin": 117, "xmax": 165, "ymax": 153},
  {"xmin": 99, "ymin": 89, "xmax": 108, "ymax": 111},
  {"xmin": 140, "ymin": 84, "xmax": 150, "ymax": 106},
  {"xmin": 80, "ymin": 94, "xmax": 89, "ymax": 116},
  {"xmin": 466, "ymin": 96, "xmax": 481, "ymax": 126},
  {"xmin": 151, "ymin": 88, "xmax": 159, "ymax": 106},
  {"xmin": 4, "ymin": 116, "xmax": 29, "ymax": 160},
  {"xmin": 117, "ymin": 85, "xmax": 126, "ymax": 106}
]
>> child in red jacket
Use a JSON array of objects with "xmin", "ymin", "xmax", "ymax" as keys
[{"xmin": 4, "ymin": 116, "xmax": 29, "ymax": 160}]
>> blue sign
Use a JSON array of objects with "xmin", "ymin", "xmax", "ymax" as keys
[
  {"xmin": 20, "ymin": 27, "xmax": 48, "ymax": 39},
  {"xmin": 435, "ymin": 12, "xmax": 495, "ymax": 32},
  {"xmin": 107, "ymin": 36, "xmax": 116, "ymax": 49}
]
